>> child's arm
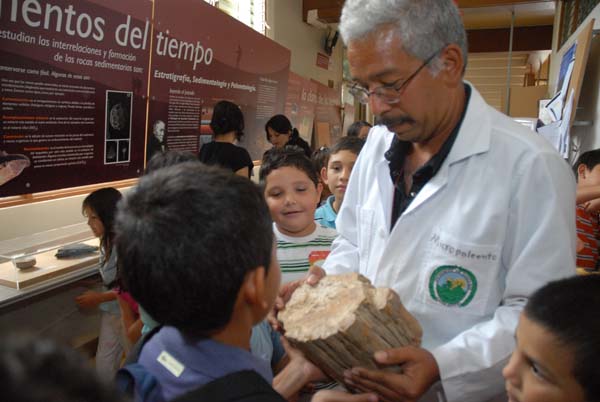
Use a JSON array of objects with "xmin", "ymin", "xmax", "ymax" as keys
[
  {"xmin": 117, "ymin": 296, "xmax": 142, "ymax": 344},
  {"xmin": 576, "ymin": 184, "xmax": 600, "ymax": 205},
  {"xmin": 75, "ymin": 290, "xmax": 116, "ymax": 309},
  {"xmin": 272, "ymin": 337, "xmax": 327, "ymax": 400}
]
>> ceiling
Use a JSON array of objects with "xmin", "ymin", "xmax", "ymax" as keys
[
  {"xmin": 303, "ymin": 0, "xmax": 556, "ymax": 112},
  {"xmin": 303, "ymin": 0, "xmax": 556, "ymax": 26}
]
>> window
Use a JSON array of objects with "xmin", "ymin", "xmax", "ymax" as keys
[
  {"xmin": 560, "ymin": 0, "xmax": 600, "ymax": 47},
  {"xmin": 204, "ymin": 0, "xmax": 266, "ymax": 34}
]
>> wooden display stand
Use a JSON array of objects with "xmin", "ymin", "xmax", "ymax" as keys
[{"xmin": 0, "ymin": 239, "xmax": 99, "ymax": 289}]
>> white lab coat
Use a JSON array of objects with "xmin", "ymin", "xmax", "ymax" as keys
[{"xmin": 323, "ymin": 85, "xmax": 576, "ymax": 402}]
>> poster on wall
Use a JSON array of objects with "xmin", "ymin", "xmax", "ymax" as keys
[
  {"xmin": 148, "ymin": 0, "xmax": 291, "ymax": 162},
  {"xmin": 313, "ymin": 81, "xmax": 341, "ymax": 147},
  {"xmin": 0, "ymin": 0, "xmax": 151, "ymax": 197},
  {"xmin": 284, "ymin": 72, "xmax": 317, "ymax": 144}
]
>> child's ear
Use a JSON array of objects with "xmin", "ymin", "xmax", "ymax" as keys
[
  {"xmin": 320, "ymin": 166, "xmax": 328, "ymax": 185},
  {"xmin": 242, "ymin": 266, "xmax": 269, "ymax": 310},
  {"xmin": 316, "ymin": 181, "xmax": 323, "ymax": 201},
  {"xmin": 578, "ymin": 164, "xmax": 587, "ymax": 180}
]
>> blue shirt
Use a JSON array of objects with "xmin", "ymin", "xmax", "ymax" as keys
[
  {"xmin": 138, "ymin": 326, "xmax": 273, "ymax": 402},
  {"xmin": 314, "ymin": 195, "xmax": 337, "ymax": 229},
  {"xmin": 250, "ymin": 320, "xmax": 285, "ymax": 367}
]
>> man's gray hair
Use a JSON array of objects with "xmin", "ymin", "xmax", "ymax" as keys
[{"xmin": 339, "ymin": 0, "xmax": 468, "ymax": 73}]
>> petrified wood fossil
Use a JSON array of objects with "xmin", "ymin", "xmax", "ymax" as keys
[{"xmin": 279, "ymin": 273, "xmax": 422, "ymax": 383}]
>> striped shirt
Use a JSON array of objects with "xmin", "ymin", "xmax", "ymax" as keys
[
  {"xmin": 576, "ymin": 205, "xmax": 600, "ymax": 272},
  {"xmin": 273, "ymin": 222, "xmax": 337, "ymax": 283}
]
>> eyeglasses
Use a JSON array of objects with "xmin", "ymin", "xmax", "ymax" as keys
[{"xmin": 349, "ymin": 48, "xmax": 444, "ymax": 105}]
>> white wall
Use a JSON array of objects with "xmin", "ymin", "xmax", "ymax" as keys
[
  {"xmin": 0, "ymin": 195, "xmax": 86, "ymax": 242},
  {"xmin": 549, "ymin": 3, "xmax": 600, "ymax": 158},
  {"xmin": 0, "ymin": 0, "xmax": 344, "ymax": 242},
  {"xmin": 266, "ymin": 0, "xmax": 344, "ymax": 88}
]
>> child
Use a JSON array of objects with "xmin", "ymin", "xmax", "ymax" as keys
[
  {"xmin": 346, "ymin": 121, "xmax": 372, "ymax": 140},
  {"xmin": 1, "ymin": 334, "xmax": 128, "ymax": 402},
  {"xmin": 199, "ymin": 100, "xmax": 254, "ymax": 178},
  {"xmin": 315, "ymin": 137, "xmax": 364, "ymax": 229},
  {"xmin": 311, "ymin": 146, "xmax": 331, "ymax": 205},
  {"xmin": 573, "ymin": 149, "xmax": 600, "ymax": 273},
  {"xmin": 265, "ymin": 115, "xmax": 312, "ymax": 158},
  {"xmin": 116, "ymin": 163, "xmax": 286, "ymax": 401},
  {"xmin": 503, "ymin": 275, "xmax": 600, "ymax": 402},
  {"xmin": 75, "ymin": 187, "xmax": 125, "ymax": 379},
  {"xmin": 259, "ymin": 147, "xmax": 338, "ymax": 284}
]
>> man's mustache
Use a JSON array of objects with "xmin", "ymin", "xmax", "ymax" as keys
[{"xmin": 378, "ymin": 115, "xmax": 415, "ymax": 128}]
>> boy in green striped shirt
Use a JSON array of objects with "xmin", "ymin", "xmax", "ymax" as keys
[{"xmin": 260, "ymin": 147, "xmax": 337, "ymax": 283}]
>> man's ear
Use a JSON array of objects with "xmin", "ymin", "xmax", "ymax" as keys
[
  {"xmin": 320, "ymin": 166, "xmax": 329, "ymax": 185},
  {"xmin": 439, "ymin": 43, "xmax": 464, "ymax": 87}
]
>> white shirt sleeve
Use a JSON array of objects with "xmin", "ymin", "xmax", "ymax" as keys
[{"xmin": 432, "ymin": 150, "xmax": 576, "ymax": 402}]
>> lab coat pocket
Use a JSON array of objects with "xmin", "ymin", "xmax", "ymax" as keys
[
  {"xmin": 418, "ymin": 228, "xmax": 502, "ymax": 316},
  {"xmin": 357, "ymin": 207, "xmax": 375, "ymax": 276}
]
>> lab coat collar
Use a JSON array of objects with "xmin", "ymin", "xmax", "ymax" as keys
[
  {"xmin": 396, "ymin": 83, "xmax": 492, "ymax": 218},
  {"xmin": 446, "ymin": 82, "xmax": 491, "ymax": 166}
]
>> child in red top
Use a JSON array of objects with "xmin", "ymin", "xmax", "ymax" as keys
[{"xmin": 574, "ymin": 150, "xmax": 600, "ymax": 273}]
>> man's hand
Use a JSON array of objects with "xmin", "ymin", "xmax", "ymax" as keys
[
  {"xmin": 343, "ymin": 346, "xmax": 440, "ymax": 402},
  {"xmin": 269, "ymin": 264, "xmax": 327, "ymax": 332},
  {"xmin": 312, "ymin": 390, "xmax": 378, "ymax": 402}
]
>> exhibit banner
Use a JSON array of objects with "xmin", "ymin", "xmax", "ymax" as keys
[
  {"xmin": 0, "ymin": 0, "xmax": 291, "ymax": 197},
  {"xmin": 284, "ymin": 71, "xmax": 317, "ymax": 144},
  {"xmin": 0, "ymin": 0, "xmax": 151, "ymax": 196},
  {"xmin": 148, "ymin": 0, "xmax": 290, "ymax": 162},
  {"xmin": 313, "ymin": 81, "xmax": 341, "ymax": 147}
]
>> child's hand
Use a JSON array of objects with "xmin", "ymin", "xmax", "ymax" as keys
[
  {"xmin": 312, "ymin": 390, "xmax": 377, "ymax": 402},
  {"xmin": 584, "ymin": 198, "xmax": 600, "ymax": 213},
  {"xmin": 269, "ymin": 264, "xmax": 327, "ymax": 332},
  {"xmin": 75, "ymin": 290, "xmax": 103, "ymax": 308},
  {"xmin": 273, "ymin": 336, "xmax": 329, "ymax": 400}
]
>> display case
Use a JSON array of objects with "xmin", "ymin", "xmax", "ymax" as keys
[{"xmin": 0, "ymin": 223, "xmax": 100, "ymax": 307}]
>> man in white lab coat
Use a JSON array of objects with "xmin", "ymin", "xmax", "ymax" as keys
[{"xmin": 318, "ymin": 1, "xmax": 577, "ymax": 401}]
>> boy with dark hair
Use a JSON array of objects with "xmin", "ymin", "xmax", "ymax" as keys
[
  {"xmin": 573, "ymin": 149, "xmax": 600, "ymax": 273},
  {"xmin": 311, "ymin": 146, "xmax": 332, "ymax": 205},
  {"xmin": 315, "ymin": 136, "xmax": 365, "ymax": 229},
  {"xmin": 1, "ymin": 334, "xmax": 128, "ymax": 402},
  {"xmin": 259, "ymin": 147, "xmax": 337, "ymax": 284},
  {"xmin": 503, "ymin": 275, "xmax": 600, "ymax": 402},
  {"xmin": 346, "ymin": 120, "xmax": 372, "ymax": 140},
  {"xmin": 116, "ymin": 162, "xmax": 283, "ymax": 402}
]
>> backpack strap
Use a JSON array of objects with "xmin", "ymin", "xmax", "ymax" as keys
[
  {"xmin": 116, "ymin": 325, "xmax": 164, "ymax": 402},
  {"xmin": 172, "ymin": 370, "xmax": 286, "ymax": 402}
]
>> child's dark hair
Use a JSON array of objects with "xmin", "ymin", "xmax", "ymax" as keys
[
  {"xmin": 329, "ymin": 136, "xmax": 365, "ymax": 157},
  {"xmin": 573, "ymin": 149, "xmax": 600, "ymax": 180},
  {"xmin": 312, "ymin": 146, "xmax": 330, "ymax": 175},
  {"xmin": 347, "ymin": 120, "xmax": 372, "ymax": 137},
  {"xmin": 259, "ymin": 146, "xmax": 319, "ymax": 187},
  {"xmin": 115, "ymin": 162, "xmax": 273, "ymax": 337},
  {"xmin": 265, "ymin": 114, "xmax": 299, "ymax": 142},
  {"xmin": 210, "ymin": 100, "xmax": 245, "ymax": 140},
  {"xmin": 524, "ymin": 275, "xmax": 600, "ymax": 401},
  {"xmin": 1, "ymin": 334, "xmax": 127, "ymax": 402},
  {"xmin": 145, "ymin": 150, "xmax": 199, "ymax": 174},
  {"xmin": 82, "ymin": 188, "xmax": 122, "ymax": 256}
]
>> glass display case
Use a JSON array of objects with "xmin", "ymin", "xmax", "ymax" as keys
[{"xmin": 0, "ymin": 223, "xmax": 99, "ymax": 293}]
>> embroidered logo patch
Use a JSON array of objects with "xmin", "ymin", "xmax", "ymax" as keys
[{"xmin": 428, "ymin": 265, "xmax": 477, "ymax": 307}]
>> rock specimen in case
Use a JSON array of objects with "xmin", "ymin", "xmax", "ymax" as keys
[{"xmin": 279, "ymin": 273, "xmax": 422, "ymax": 384}]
